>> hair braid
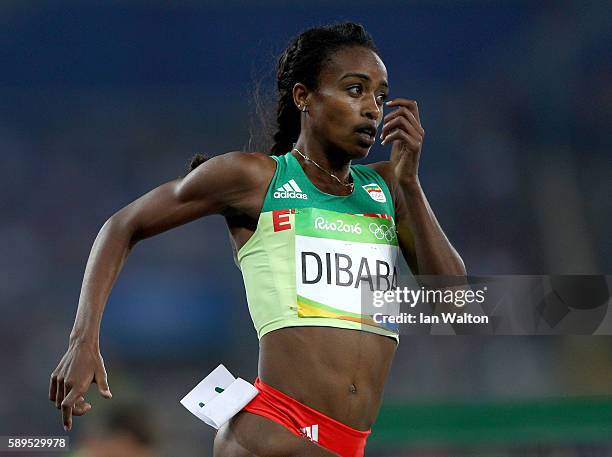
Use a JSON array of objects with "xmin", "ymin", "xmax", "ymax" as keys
[{"xmin": 270, "ymin": 37, "xmax": 302, "ymax": 156}]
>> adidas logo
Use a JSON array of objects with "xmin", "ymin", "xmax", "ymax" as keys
[
  {"xmin": 300, "ymin": 424, "xmax": 319, "ymax": 442},
  {"xmin": 273, "ymin": 179, "xmax": 308, "ymax": 200}
]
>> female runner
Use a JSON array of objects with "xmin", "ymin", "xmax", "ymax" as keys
[{"xmin": 49, "ymin": 22, "xmax": 465, "ymax": 457}]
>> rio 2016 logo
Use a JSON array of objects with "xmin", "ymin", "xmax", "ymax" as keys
[{"xmin": 314, "ymin": 216, "xmax": 362, "ymax": 234}]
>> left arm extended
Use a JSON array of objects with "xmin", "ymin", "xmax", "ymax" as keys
[{"xmin": 380, "ymin": 98, "xmax": 466, "ymax": 276}]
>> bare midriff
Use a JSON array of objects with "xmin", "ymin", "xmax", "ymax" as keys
[{"xmin": 259, "ymin": 326, "xmax": 397, "ymax": 431}]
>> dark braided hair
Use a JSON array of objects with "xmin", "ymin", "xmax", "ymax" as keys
[{"xmin": 187, "ymin": 22, "xmax": 379, "ymax": 173}]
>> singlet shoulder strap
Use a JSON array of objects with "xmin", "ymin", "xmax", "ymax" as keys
[{"xmin": 261, "ymin": 153, "xmax": 289, "ymax": 212}]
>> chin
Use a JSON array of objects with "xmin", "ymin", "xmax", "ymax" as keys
[
  {"xmin": 352, "ymin": 140, "xmax": 373, "ymax": 159},
  {"xmin": 330, "ymin": 138, "xmax": 371, "ymax": 160}
]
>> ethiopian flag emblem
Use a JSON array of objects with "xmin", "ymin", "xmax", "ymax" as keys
[{"xmin": 362, "ymin": 183, "xmax": 386, "ymax": 203}]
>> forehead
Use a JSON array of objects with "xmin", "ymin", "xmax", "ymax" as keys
[{"xmin": 319, "ymin": 46, "xmax": 388, "ymax": 86}]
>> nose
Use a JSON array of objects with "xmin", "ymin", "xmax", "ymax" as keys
[{"xmin": 362, "ymin": 94, "xmax": 381, "ymax": 121}]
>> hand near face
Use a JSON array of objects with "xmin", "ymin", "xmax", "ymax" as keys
[{"xmin": 380, "ymin": 99, "xmax": 425, "ymax": 183}]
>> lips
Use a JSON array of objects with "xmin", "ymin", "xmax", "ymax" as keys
[
  {"xmin": 355, "ymin": 125, "xmax": 376, "ymax": 137},
  {"xmin": 355, "ymin": 131, "xmax": 375, "ymax": 145},
  {"xmin": 355, "ymin": 124, "xmax": 376, "ymax": 145}
]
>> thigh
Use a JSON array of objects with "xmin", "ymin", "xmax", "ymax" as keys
[{"xmin": 213, "ymin": 411, "xmax": 340, "ymax": 457}]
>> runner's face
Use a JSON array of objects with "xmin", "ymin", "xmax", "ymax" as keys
[{"xmin": 310, "ymin": 46, "xmax": 388, "ymax": 158}]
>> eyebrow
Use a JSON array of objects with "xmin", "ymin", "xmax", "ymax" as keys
[{"xmin": 340, "ymin": 72, "xmax": 389, "ymax": 89}]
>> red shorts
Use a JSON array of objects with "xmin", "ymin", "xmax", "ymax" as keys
[{"xmin": 242, "ymin": 377, "xmax": 371, "ymax": 457}]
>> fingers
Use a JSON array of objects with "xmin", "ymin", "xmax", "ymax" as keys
[
  {"xmin": 49, "ymin": 373, "xmax": 58, "ymax": 403},
  {"xmin": 56, "ymin": 377, "xmax": 64, "ymax": 409},
  {"xmin": 60, "ymin": 386, "xmax": 91, "ymax": 431},
  {"xmin": 381, "ymin": 128, "xmax": 422, "ymax": 150},
  {"xmin": 381, "ymin": 100, "xmax": 424, "ymax": 147},
  {"xmin": 385, "ymin": 107, "xmax": 421, "ymax": 132},
  {"xmin": 381, "ymin": 116, "xmax": 423, "ymax": 144},
  {"xmin": 61, "ymin": 388, "xmax": 75, "ymax": 431},
  {"xmin": 382, "ymin": 106, "xmax": 422, "ymax": 138},
  {"xmin": 95, "ymin": 367, "xmax": 112, "ymax": 399},
  {"xmin": 62, "ymin": 388, "xmax": 85, "ymax": 431},
  {"xmin": 72, "ymin": 396, "xmax": 92, "ymax": 417},
  {"xmin": 386, "ymin": 98, "xmax": 421, "ymax": 123}
]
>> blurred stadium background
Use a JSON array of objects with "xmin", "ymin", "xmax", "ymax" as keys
[{"xmin": 1, "ymin": 1, "xmax": 611, "ymax": 456}]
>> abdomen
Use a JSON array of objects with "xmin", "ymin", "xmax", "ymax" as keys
[{"xmin": 258, "ymin": 326, "xmax": 397, "ymax": 431}]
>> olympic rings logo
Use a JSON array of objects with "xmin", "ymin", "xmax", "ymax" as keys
[{"xmin": 368, "ymin": 222, "xmax": 396, "ymax": 241}]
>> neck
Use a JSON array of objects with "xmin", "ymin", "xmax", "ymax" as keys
[{"xmin": 292, "ymin": 137, "xmax": 352, "ymax": 184}]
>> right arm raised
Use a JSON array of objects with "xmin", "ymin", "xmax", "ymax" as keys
[{"xmin": 50, "ymin": 151, "xmax": 268, "ymax": 431}]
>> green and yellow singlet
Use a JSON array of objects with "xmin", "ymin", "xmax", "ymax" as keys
[{"xmin": 237, "ymin": 152, "xmax": 400, "ymax": 343}]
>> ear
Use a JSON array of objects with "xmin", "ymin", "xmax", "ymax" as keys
[{"xmin": 292, "ymin": 82, "xmax": 310, "ymax": 111}]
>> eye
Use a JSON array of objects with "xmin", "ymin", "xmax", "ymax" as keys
[
  {"xmin": 348, "ymin": 85, "xmax": 363, "ymax": 96},
  {"xmin": 348, "ymin": 85, "xmax": 388, "ymax": 105},
  {"xmin": 376, "ymin": 93, "xmax": 388, "ymax": 104}
]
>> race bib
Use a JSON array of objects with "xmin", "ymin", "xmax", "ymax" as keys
[{"xmin": 295, "ymin": 208, "xmax": 399, "ymax": 329}]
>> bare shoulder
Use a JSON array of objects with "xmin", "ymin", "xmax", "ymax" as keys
[
  {"xmin": 173, "ymin": 150, "xmax": 277, "ymax": 218},
  {"xmin": 220, "ymin": 150, "xmax": 277, "ymax": 193},
  {"xmin": 208, "ymin": 150, "xmax": 276, "ymax": 180},
  {"xmin": 180, "ymin": 150, "xmax": 275, "ymax": 193},
  {"xmin": 228, "ymin": 150, "xmax": 276, "ymax": 166}
]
